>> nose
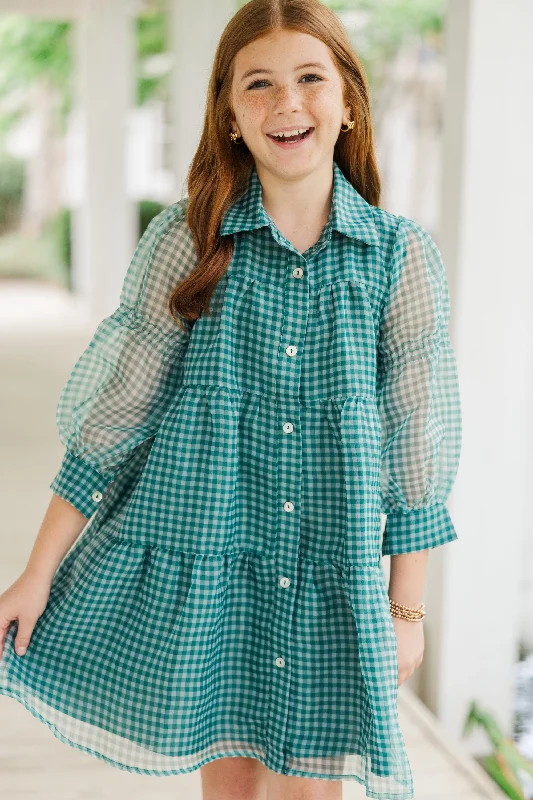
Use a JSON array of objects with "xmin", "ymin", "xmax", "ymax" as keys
[{"xmin": 271, "ymin": 83, "xmax": 304, "ymax": 113}]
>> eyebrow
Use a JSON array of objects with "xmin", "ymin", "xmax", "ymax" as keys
[{"xmin": 240, "ymin": 61, "xmax": 329, "ymax": 82}]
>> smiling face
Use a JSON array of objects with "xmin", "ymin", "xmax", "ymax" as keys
[{"xmin": 229, "ymin": 28, "xmax": 352, "ymax": 179}]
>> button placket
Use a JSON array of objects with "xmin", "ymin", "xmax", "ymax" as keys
[{"xmin": 265, "ymin": 250, "xmax": 310, "ymax": 773}]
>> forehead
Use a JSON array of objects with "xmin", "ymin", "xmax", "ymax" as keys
[{"xmin": 233, "ymin": 29, "xmax": 336, "ymax": 74}]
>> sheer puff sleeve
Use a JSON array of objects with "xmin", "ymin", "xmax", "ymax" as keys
[
  {"xmin": 377, "ymin": 216, "xmax": 462, "ymax": 557},
  {"xmin": 49, "ymin": 199, "xmax": 197, "ymax": 520}
]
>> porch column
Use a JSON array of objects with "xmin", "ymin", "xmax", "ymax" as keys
[
  {"xmin": 168, "ymin": 0, "xmax": 236, "ymax": 200},
  {"xmin": 72, "ymin": 0, "xmax": 137, "ymax": 319}
]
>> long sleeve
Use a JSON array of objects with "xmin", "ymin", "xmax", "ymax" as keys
[
  {"xmin": 377, "ymin": 216, "xmax": 462, "ymax": 556},
  {"xmin": 49, "ymin": 199, "xmax": 197, "ymax": 519}
]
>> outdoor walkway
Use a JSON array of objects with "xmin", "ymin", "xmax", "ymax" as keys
[{"xmin": 0, "ymin": 282, "xmax": 507, "ymax": 800}]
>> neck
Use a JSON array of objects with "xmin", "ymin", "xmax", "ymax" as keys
[{"xmin": 256, "ymin": 159, "xmax": 334, "ymax": 231}]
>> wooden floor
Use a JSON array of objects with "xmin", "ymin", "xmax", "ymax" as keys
[{"xmin": 0, "ymin": 285, "xmax": 508, "ymax": 799}]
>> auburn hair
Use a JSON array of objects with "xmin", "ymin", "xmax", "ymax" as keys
[{"xmin": 169, "ymin": 0, "xmax": 381, "ymax": 331}]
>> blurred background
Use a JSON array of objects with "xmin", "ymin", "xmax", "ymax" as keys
[{"xmin": 1, "ymin": 0, "xmax": 532, "ymax": 798}]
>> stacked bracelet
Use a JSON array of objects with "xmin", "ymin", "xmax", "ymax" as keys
[{"xmin": 389, "ymin": 599, "xmax": 426, "ymax": 621}]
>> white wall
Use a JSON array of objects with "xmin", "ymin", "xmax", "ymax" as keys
[{"xmin": 431, "ymin": 0, "xmax": 533, "ymax": 756}]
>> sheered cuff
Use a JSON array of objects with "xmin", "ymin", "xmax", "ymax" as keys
[
  {"xmin": 49, "ymin": 450, "xmax": 115, "ymax": 520},
  {"xmin": 381, "ymin": 502, "xmax": 458, "ymax": 556}
]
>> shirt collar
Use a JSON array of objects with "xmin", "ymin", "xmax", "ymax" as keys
[{"xmin": 220, "ymin": 159, "xmax": 379, "ymax": 247}]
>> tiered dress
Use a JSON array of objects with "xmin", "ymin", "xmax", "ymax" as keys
[{"xmin": 0, "ymin": 159, "xmax": 462, "ymax": 799}]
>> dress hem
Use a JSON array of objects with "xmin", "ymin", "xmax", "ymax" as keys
[{"xmin": 0, "ymin": 685, "xmax": 414, "ymax": 797}]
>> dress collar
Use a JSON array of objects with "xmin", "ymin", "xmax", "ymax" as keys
[{"xmin": 220, "ymin": 159, "xmax": 379, "ymax": 247}]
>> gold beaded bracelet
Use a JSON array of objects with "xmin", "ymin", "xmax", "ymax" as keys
[{"xmin": 389, "ymin": 599, "xmax": 426, "ymax": 621}]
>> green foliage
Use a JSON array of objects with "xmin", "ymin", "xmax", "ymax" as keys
[
  {"xmin": 137, "ymin": 5, "xmax": 168, "ymax": 105},
  {"xmin": 138, "ymin": 7, "xmax": 167, "ymax": 59},
  {"xmin": 0, "ymin": 154, "xmax": 24, "ymax": 233},
  {"xmin": 341, "ymin": 0, "xmax": 445, "ymax": 91},
  {"xmin": 140, "ymin": 199, "xmax": 166, "ymax": 238},
  {"xmin": 464, "ymin": 700, "xmax": 533, "ymax": 799},
  {"xmin": 342, "ymin": 0, "xmax": 444, "ymax": 38},
  {"xmin": 0, "ymin": 17, "xmax": 71, "ymax": 88},
  {"xmin": 45, "ymin": 206, "xmax": 71, "ymax": 276},
  {"xmin": 0, "ymin": 17, "xmax": 72, "ymax": 124},
  {"xmin": 0, "ymin": 3, "xmax": 170, "ymax": 133}
]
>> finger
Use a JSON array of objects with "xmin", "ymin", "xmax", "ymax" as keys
[{"xmin": 14, "ymin": 617, "xmax": 35, "ymax": 656}]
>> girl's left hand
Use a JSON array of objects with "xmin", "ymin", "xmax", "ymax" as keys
[{"xmin": 392, "ymin": 617, "xmax": 425, "ymax": 686}]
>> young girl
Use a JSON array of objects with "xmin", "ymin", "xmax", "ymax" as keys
[{"xmin": 0, "ymin": 1, "xmax": 462, "ymax": 799}]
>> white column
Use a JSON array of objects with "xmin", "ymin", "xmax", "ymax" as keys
[
  {"xmin": 423, "ymin": 0, "xmax": 533, "ymax": 756},
  {"xmin": 72, "ymin": 0, "xmax": 137, "ymax": 320},
  {"xmin": 168, "ymin": 0, "xmax": 236, "ymax": 200}
]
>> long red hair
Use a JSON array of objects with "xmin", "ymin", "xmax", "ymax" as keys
[{"xmin": 170, "ymin": 0, "xmax": 381, "ymax": 331}]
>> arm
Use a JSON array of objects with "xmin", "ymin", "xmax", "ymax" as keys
[
  {"xmin": 377, "ymin": 216, "xmax": 462, "ymax": 563},
  {"xmin": 376, "ymin": 217, "xmax": 461, "ymax": 685},
  {"xmin": 49, "ymin": 199, "xmax": 197, "ymax": 520},
  {"xmin": 388, "ymin": 550, "xmax": 428, "ymax": 609},
  {"xmin": 24, "ymin": 494, "xmax": 90, "ymax": 583}
]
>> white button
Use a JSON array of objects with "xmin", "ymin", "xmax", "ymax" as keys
[
  {"xmin": 92, "ymin": 490, "xmax": 103, "ymax": 503},
  {"xmin": 285, "ymin": 345, "xmax": 297, "ymax": 357},
  {"xmin": 275, "ymin": 657, "xmax": 285, "ymax": 668},
  {"xmin": 283, "ymin": 501, "xmax": 294, "ymax": 512},
  {"xmin": 279, "ymin": 577, "xmax": 291, "ymax": 588},
  {"xmin": 283, "ymin": 422, "xmax": 294, "ymax": 433},
  {"xmin": 292, "ymin": 267, "xmax": 304, "ymax": 279}
]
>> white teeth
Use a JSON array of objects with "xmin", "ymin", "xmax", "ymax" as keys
[{"xmin": 270, "ymin": 127, "xmax": 311, "ymax": 139}]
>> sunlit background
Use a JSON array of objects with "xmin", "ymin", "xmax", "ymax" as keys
[{"xmin": 1, "ymin": 1, "xmax": 532, "ymax": 798}]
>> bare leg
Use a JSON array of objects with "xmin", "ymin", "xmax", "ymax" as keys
[
  {"xmin": 200, "ymin": 756, "xmax": 269, "ymax": 800},
  {"xmin": 266, "ymin": 771, "xmax": 343, "ymax": 800}
]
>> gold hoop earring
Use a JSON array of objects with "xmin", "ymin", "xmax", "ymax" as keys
[
  {"xmin": 229, "ymin": 130, "xmax": 243, "ymax": 144},
  {"xmin": 340, "ymin": 119, "xmax": 355, "ymax": 132}
]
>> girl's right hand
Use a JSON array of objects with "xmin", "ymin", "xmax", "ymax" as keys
[{"xmin": 0, "ymin": 570, "xmax": 52, "ymax": 662}]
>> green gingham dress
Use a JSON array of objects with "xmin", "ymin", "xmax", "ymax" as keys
[{"xmin": 0, "ymin": 159, "xmax": 461, "ymax": 799}]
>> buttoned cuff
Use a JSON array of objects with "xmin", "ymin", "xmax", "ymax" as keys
[
  {"xmin": 381, "ymin": 502, "xmax": 458, "ymax": 556},
  {"xmin": 49, "ymin": 451, "xmax": 115, "ymax": 520}
]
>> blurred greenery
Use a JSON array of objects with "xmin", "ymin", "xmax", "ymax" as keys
[
  {"xmin": 137, "ymin": 5, "xmax": 167, "ymax": 105},
  {"xmin": 140, "ymin": 199, "xmax": 166, "ymax": 237},
  {"xmin": 0, "ymin": 153, "xmax": 24, "ymax": 234},
  {"xmin": 0, "ymin": 0, "xmax": 169, "ymax": 286},
  {"xmin": 336, "ymin": 0, "xmax": 445, "ymax": 93},
  {"xmin": 0, "ymin": 225, "xmax": 69, "ymax": 285},
  {"xmin": 0, "ymin": 200, "xmax": 165, "ymax": 284},
  {"xmin": 46, "ymin": 207, "xmax": 71, "ymax": 280},
  {"xmin": 0, "ymin": 0, "xmax": 168, "ymax": 144},
  {"xmin": 464, "ymin": 700, "xmax": 533, "ymax": 799}
]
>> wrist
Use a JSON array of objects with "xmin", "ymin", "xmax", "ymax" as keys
[
  {"xmin": 389, "ymin": 597, "xmax": 426, "ymax": 622},
  {"xmin": 23, "ymin": 563, "xmax": 56, "ymax": 585}
]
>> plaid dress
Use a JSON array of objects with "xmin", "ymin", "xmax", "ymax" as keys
[{"xmin": 0, "ymin": 159, "xmax": 461, "ymax": 799}]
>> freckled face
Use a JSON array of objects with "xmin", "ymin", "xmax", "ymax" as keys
[{"xmin": 229, "ymin": 29, "xmax": 351, "ymax": 178}]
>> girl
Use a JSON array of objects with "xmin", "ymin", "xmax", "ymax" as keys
[{"xmin": 0, "ymin": 1, "xmax": 462, "ymax": 799}]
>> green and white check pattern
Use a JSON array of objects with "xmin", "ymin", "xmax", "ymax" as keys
[{"xmin": 0, "ymin": 160, "xmax": 461, "ymax": 799}]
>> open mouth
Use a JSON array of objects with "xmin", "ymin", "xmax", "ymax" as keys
[{"xmin": 266, "ymin": 127, "xmax": 315, "ymax": 146}]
